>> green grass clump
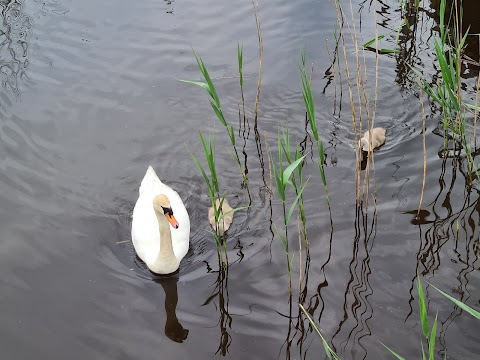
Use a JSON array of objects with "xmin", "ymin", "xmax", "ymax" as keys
[
  {"xmin": 381, "ymin": 275, "xmax": 438, "ymax": 359},
  {"xmin": 299, "ymin": 304, "xmax": 341, "ymax": 360},
  {"xmin": 269, "ymin": 129, "xmax": 309, "ymax": 292},
  {"xmin": 188, "ymin": 132, "xmax": 243, "ymax": 264},
  {"xmin": 181, "ymin": 50, "xmax": 251, "ymax": 200},
  {"xmin": 411, "ymin": 0, "xmax": 479, "ymax": 180},
  {"xmin": 299, "ymin": 52, "xmax": 331, "ymax": 214},
  {"xmin": 237, "ymin": 43, "xmax": 246, "ymax": 122},
  {"xmin": 381, "ymin": 274, "xmax": 480, "ymax": 359},
  {"xmin": 280, "ymin": 129, "xmax": 308, "ymax": 243},
  {"xmin": 431, "ymin": 284, "xmax": 480, "ymax": 320}
]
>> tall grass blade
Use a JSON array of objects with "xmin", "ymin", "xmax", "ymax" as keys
[
  {"xmin": 272, "ymin": 161, "xmax": 285, "ymax": 201},
  {"xmin": 299, "ymin": 304, "xmax": 341, "ymax": 360},
  {"xmin": 429, "ymin": 313, "xmax": 437, "ymax": 360},
  {"xmin": 273, "ymin": 224, "xmax": 288, "ymax": 252},
  {"xmin": 188, "ymin": 146, "xmax": 212, "ymax": 191},
  {"xmin": 237, "ymin": 43, "xmax": 243, "ymax": 88},
  {"xmin": 417, "ymin": 276, "xmax": 430, "ymax": 338},
  {"xmin": 178, "ymin": 79, "xmax": 211, "ymax": 93},
  {"xmin": 430, "ymin": 284, "xmax": 480, "ymax": 319},
  {"xmin": 421, "ymin": 342, "xmax": 427, "ymax": 360},
  {"xmin": 282, "ymin": 155, "xmax": 306, "ymax": 186},
  {"xmin": 192, "ymin": 50, "xmax": 221, "ymax": 107},
  {"xmin": 209, "ymin": 101, "xmax": 227, "ymax": 127},
  {"xmin": 363, "ymin": 34, "xmax": 386, "ymax": 48},
  {"xmin": 286, "ymin": 177, "xmax": 310, "ymax": 224},
  {"xmin": 379, "ymin": 342, "xmax": 405, "ymax": 360},
  {"xmin": 218, "ymin": 206, "xmax": 249, "ymax": 221}
]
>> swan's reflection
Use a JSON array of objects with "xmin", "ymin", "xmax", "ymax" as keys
[{"xmin": 153, "ymin": 275, "xmax": 189, "ymax": 343}]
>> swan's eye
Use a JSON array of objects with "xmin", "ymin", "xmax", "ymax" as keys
[{"xmin": 161, "ymin": 206, "xmax": 173, "ymax": 216}]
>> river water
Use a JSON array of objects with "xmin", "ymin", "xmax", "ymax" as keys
[{"xmin": 0, "ymin": 0, "xmax": 479, "ymax": 359}]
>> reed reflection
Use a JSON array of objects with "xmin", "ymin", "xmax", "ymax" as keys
[
  {"xmin": 0, "ymin": 0, "xmax": 33, "ymax": 99},
  {"xmin": 329, "ymin": 205, "xmax": 375, "ymax": 360},
  {"xmin": 279, "ymin": 234, "xmax": 313, "ymax": 360},
  {"xmin": 402, "ymin": 152, "xmax": 480, "ymax": 356},
  {"xmin": 202, "ymin": 258, "xmax": 232, "ymax": 356}
]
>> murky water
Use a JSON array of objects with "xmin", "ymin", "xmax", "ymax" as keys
[{"xmin": 0, "ymin": 0, "xmax": 479, "ymax": 359}]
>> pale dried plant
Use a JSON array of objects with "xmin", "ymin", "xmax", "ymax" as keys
[
  {"xmin": 474, "ymin": 74, "xmax": 480, "ymax": 149},
  {"xmin": 417, "ymin": 82, "xmax": 427, "ymax": 217},
  {"xmin": 331, "ymin": 0, "xmax": 380, "ymax": 207},
  {"xmin": 252, "ymin": 0, "xmax": 263, "ymax": 133}
]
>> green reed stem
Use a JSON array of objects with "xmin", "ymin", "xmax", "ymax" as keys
[
  {"xmin": 299, "ymin": 304, "xmax": 341, "ymax": 360},
  {"xmin": 269, "ymin": 129, "xmax": 308, "ymax": 292},
  {"xmin": 280, "ymin": 128, "xmax": 308, "ymax": 248},
  {"xmin": 188, "ymin": 132, "xmax": 227, "ymax": 261},
  {"xmin": 237, "ymin": 43, "xmax": 246, "ymax": 125},
  {"xmin": 181, "ymin": 50, "xmax": 251, "ymax": 202},
  {"xmin": 299, "ymin": 52, "xmax": 332, "ymax": 215},
  {"xmin": 410, "ymin": 0, "xmax": 479, "ymax": 180}
]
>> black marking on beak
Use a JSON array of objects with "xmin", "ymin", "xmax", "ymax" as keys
[{"xmin": 161, "ymin": 206, "xmax": 174, "ymax": 216}]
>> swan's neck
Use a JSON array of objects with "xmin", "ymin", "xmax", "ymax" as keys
[
  {"xmin": 150, "ymin": 210, "xmax": 179, "ymax": 274},
  {"xmin": 360, "ymin": 138, "xmax": 369, "ymax": 151}
]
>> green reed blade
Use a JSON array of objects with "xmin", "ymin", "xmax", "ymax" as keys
[
  {"xmin": 417, "ymin": 275, "xmax": 430, "ymax": 339},
  {"xmin": 192, "ymin": 50, "xmax": 221, "ymax": 107},
  {"xmin": 271, "ymin": 160, "xmax": 285, "ymax": 201},
  {"xmin": 299, "ymin": 304, "xmax": 341, "ymax": 360},
  {"xmin": 178, "ymin": 79, "xmax": 211, "ymax": 93},
  {"xmin": 286, "ymin": 177, "xmax": 310, "ymax": 224},
  {"xmin": 429, "ymin": 313, "xmax": 437, "ymax": 360},
  {"xmin": 273, "ymin": 223, "xmax": 288, "ymax": 252},
  {"xmin": 237, "ymin": 43, "xmax": 243, "ymax": 88},
  {"xmin": 363, "ymin": 34, "xmax": 386, "ymax": 48},
  {"xmin": 379, "ymin": 342, "xmax": 405, "ymax": 360},
  {"xmin": 188, "ymin": 146, "xmax": 212, "ymax": 193},
  {"xmin": 228, "ymin": 125, "xmax": 235, "ymax": 145},
  {"xmin": 217, "ymin": 206, "xmax": 249, "ymax": 221},
  {"xmin": 430, "ymin": 284, "xmax": 480, "ymax": 319},
  {"xmin": 421, "ymin": 341, "xmax": 427, "ymax": 360},
  {"xmin": 209, "ymin": 101, "xmax": 227, "ymax": 127},
  {"xmin": 282, "ymin": 155, "xmax": 306, "ymax": 187}
]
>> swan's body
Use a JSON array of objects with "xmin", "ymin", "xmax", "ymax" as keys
[
  {"xmin": 131, "ymin": 166, "xmax": 190, "ymax": 274},
  {"xmin": 208, "ymin": 198, "xmax": 233, "ymax": 235},
  {"xmin": 360, "ymin": 127, "xmax": 386, "ymax": 152}
]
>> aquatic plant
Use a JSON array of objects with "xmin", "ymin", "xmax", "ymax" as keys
[
  {"xmin": 299, "ymin": 304, "xmax": 341, "ymax": 360},
  {"xmin": 299, "ymin": 52, "xmax": 331, "ymax": 214},
  {"xmin": 381, "ymin": 275, "xmax": 480, "ymax": 359},
  {"xmin": 251, "ymin": 0, "xmax": 263, "ymax": 133},
  {"xmin": 188, "ymin": 132, "xmax": 243, "ymax": 264},
  {"xmin": 430, "ymin": 284, "xmax": 480, "ymax": 320},
  {"xmin": 267, "ymin": 130, "xmax": 308, "ymax": 292},
  {"xmin": 330, "ymin": 0, "xmax": 381, "ymax": 206},
  {"xmin": 181, "ymin": 51, "xmax": 251, "ymax": 200},
  {"xmin": 362, "ymin": 0, "xmax": 421, "ymax": 54},
  {"xmin": 381, "ymin": 275, "xmax": 437, "ymax": 359},
  {"xmin": 237, "ymin": 43, "xmax": 246, "ymax": 127},
  {"xmin": 410, "ymin": 0, "xmax": 479, "ymax": 180},
  {"xmin": 280, "ymin": 128, "xmax": 308, "ymax": 246}
]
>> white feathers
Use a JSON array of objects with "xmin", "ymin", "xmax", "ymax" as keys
[{"xmin": 360, "ymin": 127, "xmax": 386, "ymax": 152}]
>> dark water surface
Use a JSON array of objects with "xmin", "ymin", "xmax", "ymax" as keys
[{"xmin": 0, "ymin": 0, "xmax": 479, "ymax": 359}]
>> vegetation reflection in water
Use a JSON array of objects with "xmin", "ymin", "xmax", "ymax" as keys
[
  {"xmin": 3, "ymin": 0, "xmax": 477, "ymax": 359},
  {"xmin": 175, "ymin": 0, "xmax": 480, "ymax": 358}
]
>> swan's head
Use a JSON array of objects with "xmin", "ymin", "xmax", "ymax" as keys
[
  {"xmin": 153, "ymin": 194, "xmax": 179, "ymax": 229},
  {"xmin": 360, "ymin": 138, "xmax": 369, "ymax": 152}
]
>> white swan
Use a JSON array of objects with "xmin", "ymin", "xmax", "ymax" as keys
[
  {"xmin": 359, "ymin": 127, "xmax": 386, "ymax": 152},
  {"xmin": 208, "ymin": 198, "xmax": 234, "ymax": 235},
  {"xmin": 131, "ymin": 166, "xmax": 190, "ymax": 274}
]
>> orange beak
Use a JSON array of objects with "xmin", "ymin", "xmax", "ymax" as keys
[{"xmin": 166, "ymin": 213, "xmax": 179, "ymax": 229}]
